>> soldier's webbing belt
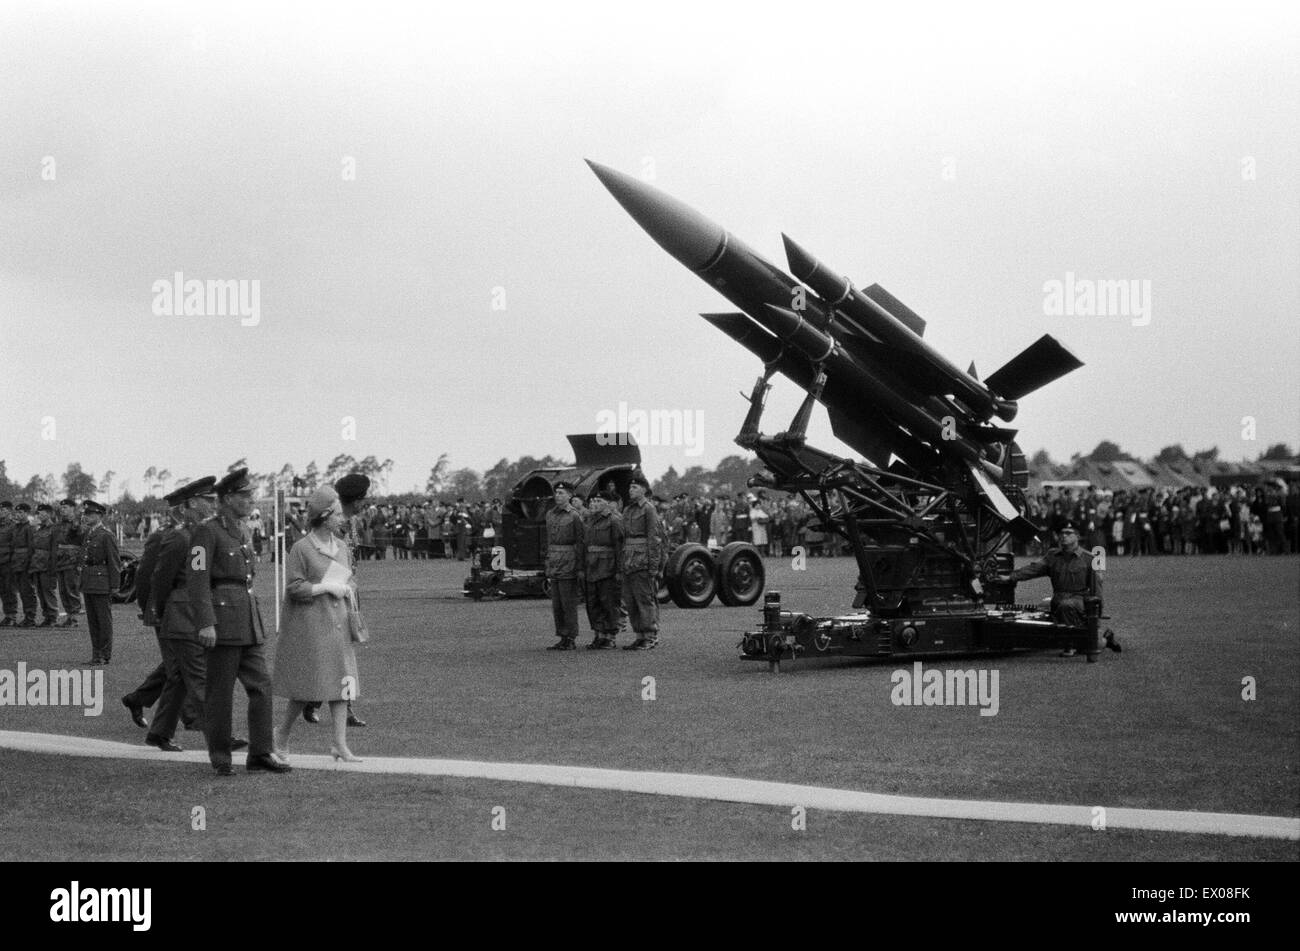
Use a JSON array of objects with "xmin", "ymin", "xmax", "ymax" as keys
[
  {"xmin": 624, "ymin": 537, "xmax": 648, "ymax": 546},
  {"xmin": 587, "ymin": 545, "xmax": 614, "ymax": 552},
  {"xmin": 548, "ymin": 544, "xmax": 576, "ymax": 550}
]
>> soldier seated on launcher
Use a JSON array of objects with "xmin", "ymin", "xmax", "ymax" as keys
[{"xmin": 1002, "ymin": 522, "xmax": 1121, "ymax": 657}]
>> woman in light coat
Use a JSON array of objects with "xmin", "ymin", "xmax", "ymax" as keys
[{"xmin": 272, "ymin": 486, "xmax": 362, "ymax": 762}]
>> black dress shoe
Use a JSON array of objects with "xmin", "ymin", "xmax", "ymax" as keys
[
  {"xmin": 0, "ymin": 617, "xmax": 15, "ymax": 627},
  {"xmin": 246, "ymin": 754, "xmax": 292, "ymax": 774},
  {"xmin": 230, "ymin": 738, "xmax": 249, "ymax": 751},
  {"xmin": 57, "ymin": 617, "xmax": 78, "ymax": 628},
  {"xmin": 303, "ymin": 706, "xmax": 321, "ymax": 724},
  {"xmin": 18, "ymin": 619, "xmax": 36, "ymax": 628},
  {"xmin": 213, "ymin": 763, "xmax": 234, "ymax": 776},
  {"xmin": 546, "ymin": 638, "xmax": 576, "ymax": 651},
  {"xmin": 37, "ymin": 618, "xmax": 56, "ymax": 628},
  {"xmin": 145, "ymin": 735, "xmax": 182, "ymax": 752},
  {"xmin": 122, "ymin": 697, "xmax": 149, "ymax": 728},
  {"xmin": 347, "ymin": 712, "xmax": 367, "ymax": 728}
]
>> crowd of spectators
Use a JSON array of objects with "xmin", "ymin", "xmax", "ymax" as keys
[{"xmin": 1025, "ymin": 482, "xmax": 1300, "ymax": 556}]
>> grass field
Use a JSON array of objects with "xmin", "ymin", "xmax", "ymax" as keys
[{"xmin": 2, "ymin": 553, "xmax": 1297, "ymax": 861}]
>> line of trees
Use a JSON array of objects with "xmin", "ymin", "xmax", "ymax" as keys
[{"xmin": 2, "ymin": 443, "xmax": 1293, "ymax": 510}]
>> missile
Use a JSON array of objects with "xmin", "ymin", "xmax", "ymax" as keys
[
  {"xmin": 781, "ymin": 234, "xmax": 1018, "ymax": 422},
  {"xmin": 585, "ymin": 159, "xmax": 1064, "ymax": 501}
]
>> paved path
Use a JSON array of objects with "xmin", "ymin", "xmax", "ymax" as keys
[{"xmin": 2, "ymin": 730, "xmax": 1296, "ymax": 839}]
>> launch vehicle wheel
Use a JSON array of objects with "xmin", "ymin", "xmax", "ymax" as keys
[
  {"xmin": 665, "ymin": 544, "xmax": 717, "ymax": 608},
  {"xmin": 716, "ymin": 543, "xmax": 765, "ymax": 606}
]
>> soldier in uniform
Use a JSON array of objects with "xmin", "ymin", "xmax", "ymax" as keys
[
  {"xmin": 621, "ymin": 472, "xmax": 665, "ymax": 650},
  {"xmin": 303, "ymin": 473, "xmax": 370, "ymax": 727},
  {"xmin": 1006, "ymin": 521, "xmax": 1119, "ymax": 656},
  {"xmin": 0, "ymin": 502, "xmax": 18, "ymax": 626},
  {"xmin": 544, "ymin": 481, "xmax": 586, "ymax": 651},
  {"xmin": 29, "ymin": 504, "xmax": 60, "ymax": 626},
  {"xmin": 188, "ymin": 468, "xmax": 289, "ymax": 775},
  {"xmin": 149, "ymin": 477, "xmax": 235, "ymax": 752},
  {"xmin": 11, "ymin": 503, "xmax": 38, "ymax": 626},
  {"xmin": 54, "ymin": 498, "xmax": 85, "ymax": 627},
  {"xmin": 79, "ymin": 500, "xmax": 120, "ymax": 664},
  {"xmin": 583, "ymin": 491, "xmax": 624, "ymax": 650},
  {"xmin": 119, "ymin": 499, "xmax": 175, "ymax": 728}
]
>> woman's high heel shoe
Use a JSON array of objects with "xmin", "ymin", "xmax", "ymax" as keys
[{"xmin": 331, "ymin": 746, "xmax": 362, "ymax": 763}]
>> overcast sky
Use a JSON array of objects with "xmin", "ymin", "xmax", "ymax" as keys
[{"xmin": 2, "ymin": 0, "xmax": 1297, "ymax": 496}]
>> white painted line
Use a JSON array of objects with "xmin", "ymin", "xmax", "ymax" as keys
[{"xmin": 2, "ymin": 730, "xmax": 1296, "ymax": 840}]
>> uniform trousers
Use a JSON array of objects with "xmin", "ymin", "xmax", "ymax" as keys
[
  {"xmin": 584, "ymin": 576, "xmax": 622, "ymax": 636},
  {"xmin": 84, "ymin": 593, "xmax": 113, "ymax": 661},
  {"xmin": 0, "ymin": 564, "xmax": 16, "ymax": 618},
  {"xmin": 15, "ymin": 570, "xmax": 37, "ymax": 621},
  {"xmin": 549, "ymin": 578, "xmax": 581, "ymax": 639},
  {"xmin": 623, "ymin": 570, "xmax": 659, "ymax": 636},
  {"xmin": 35, "ymin": 571, "xmax": 59, "ymax": 621},
  {"xmin": 151, "ymin": 637, "xmax": 207, "ymax": 742},
  {"xmin": 203, "ymin": 642, "xmax": 273, "ymax": 767},
  {"xmin": 57, "ymin": 568, "xmax": 81, "ymax": 615},
  {"xmin": 1050, "ymin": 593, "xmax": 1086, "ymax": 628}
]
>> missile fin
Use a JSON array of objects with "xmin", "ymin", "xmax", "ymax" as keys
[
  {"xmin": 985, "ymin": 334, "xmax": 1085, "ymax": 400},
  {"xmin": 863, "ymin": 283, "xmax": 927, "ymax": 337},
  {"xmin": 968, "ymin": 361, "xmax": 978, "ymax": 379},
  {"xmin": 966, "ymin": 462, "xmax": 1039, "ymax": 541},
  {"xmin": 828, "ymin": 406, "xmax": 896, "ymax": 468}
]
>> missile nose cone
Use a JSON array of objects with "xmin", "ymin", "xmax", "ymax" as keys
[
  {"xmin": 781, "ymin": 233, "xmax": 817, "ymax": 282},
  {"xmin": 586, "ymin": 160, "xmax": 726, "ymax": 272}
]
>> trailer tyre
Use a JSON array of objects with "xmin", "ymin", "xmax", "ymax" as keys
[
  {"xmin": 716, "ymin": 542, "xmax": 765, "ymax": 606},
  {"xmin": 665, "ymin": 543, "xmax": 717, "ymax": 608}
]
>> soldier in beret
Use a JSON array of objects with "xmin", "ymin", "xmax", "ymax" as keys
[
  {"xmin": 29, "ymin": 504, "xmax": 60, "ymax": 627},
  {"xmin": 188, "ymin": 468, "xmax": 289, "ymax": 775},
  {"xmin": 544, "ymin": 481, "xmax": 586, "ymax": 651},
  {"xmin": 0, "ymin": 502, "xmax": 18, "ymax": 626},
  {"xmin": 10, "ymin": 503, "xmax": 38, "ymax": 626},
  {"xmin": 1006, "ymin": 521, "xmax": 1119, "ymax": 657},
  {"xmin": 621, "ymin": 472, "xmax": 664, "ymax": 650},
  {"xmin": 54, "ymin": 499, "xmax": 85, "ymax": 627},
  {"xmin": 79, "ymin": 500, "xmax": 120, "ymax": 664},
  {"xmin": 583, "ymin": 491, "xmax": 624, "ymax": 650}
]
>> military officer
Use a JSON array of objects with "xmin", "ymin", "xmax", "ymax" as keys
[
  {"xmin": 11, "ymin": 503, "xmax": 38, "ymax": 626},
  {"xmin": 621, "ymin": 472, "xmax": 665, "ymax": 650},
  {"xmin": 188, "ymin": 468, "xmax": 289, "ymax": 775},
  {"xmin": 29, "ymin": 504, "xmax": 60, "ymax": 626},
  {"xmin": 582, "ymin": 492, "xmax": 625, "ymax": 650},
  {"xmin": 53, "ymin": 498, "xmax": 85, "ymax": 627},
  {"xmin": 544, "ymin": 481, "xmax": 586, "ymax": 651},
  {"xmin": 0, "ymin": 501, "xmax": 18, "ymax": 626},
  {"xmin": 1007, "ymin": 521, "xmax": 1118, "ymax": 656},
  {"xmin": 302, "ymin": 473, "xmax": 370, "ymax": 727},
  {"xmin": 119, "ymin": 501, "xmax": 174, "ymax": 728},
  {"xmin": 149, "ymin": 477, "xmax": 231, "ymax": 752},
  {"xmin": 79, "ymin": 500, "xmax": 120, "ymax": 664}
]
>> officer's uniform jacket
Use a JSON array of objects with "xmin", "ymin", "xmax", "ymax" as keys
[
  {"xmin": 186, "ymin": 513, "xmax": 265, "ymax": 645},
  {"xmin": 1010, "ymin": 546, "xmax": 1101, "ymax": 603},
  {"xmin": 620, "ymin": 498, "xmax": 665, "ymax": 574},
  {"xmin": 583, "ymin": 511, "xmax": 624, "ymax": 582},
  {"xmin": 79, "ymin": 523, "xmax": 121, "ymax": 594},
  {"xmin": 134, "ymin": 525, "xmax": 172, "ymax": 628},
  {"xmin": 544, "ymin": 505, "xmax": 586, "ymax": 580},
  {"xmin": 53, "ymin": 520, "xmax": 85, "ymax": 571},
  {"xmin": 28, "ymin": 521, "xmax": 56, "ymax": 575}
]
